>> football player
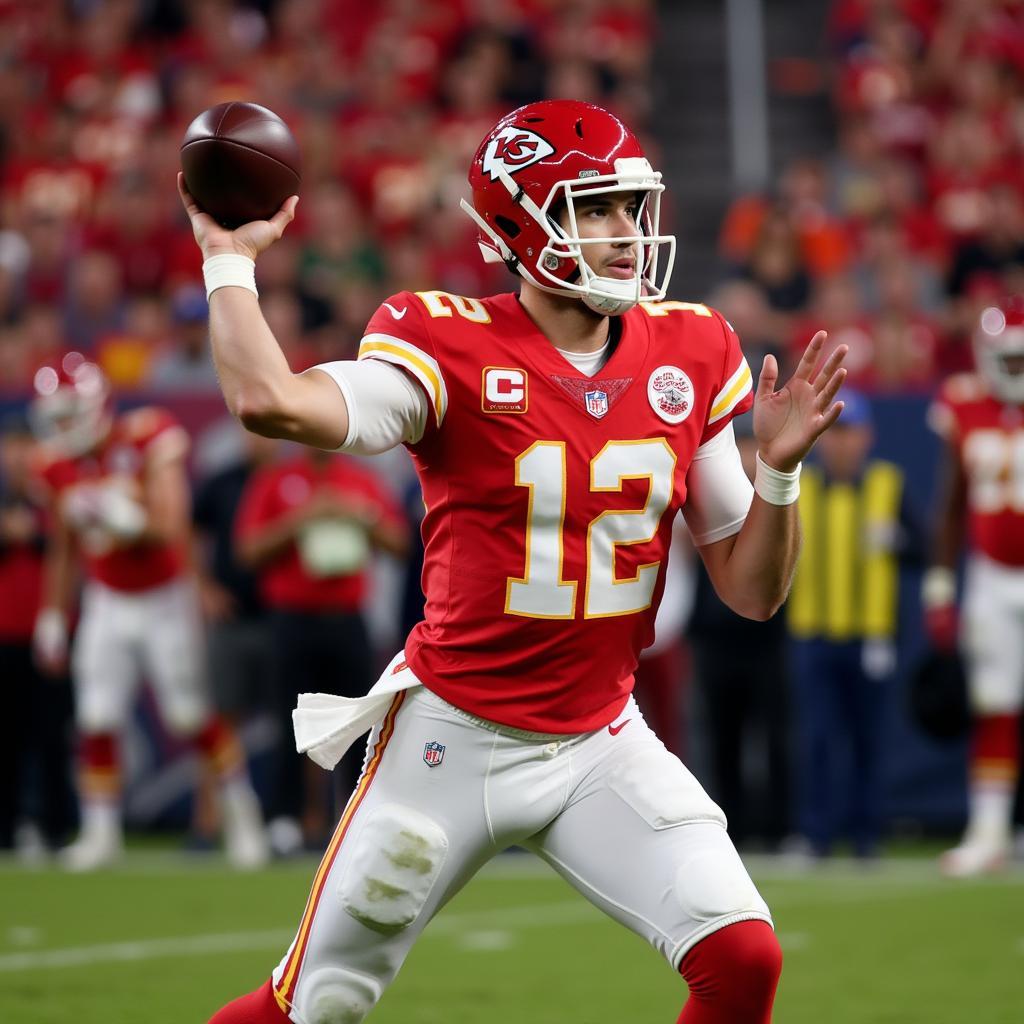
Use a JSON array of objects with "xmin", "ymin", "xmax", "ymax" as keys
[
  {"xmin": 182, "ymin": 100, "xmax": 846, "ymax": 1024},
  {"xmin": 31, "ymin": 355, "xmax": 268, "ymax": 871},
  {"xmin": 924, "ymin": 297, "xmax": 1024, "ymax": 876}
]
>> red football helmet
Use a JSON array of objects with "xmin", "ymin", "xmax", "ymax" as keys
[
  {"xmin": 975, "ymin": 297, "xmax": 1024, "ymax": 403},
  {"xmin": 461, "ymin": 100, "xmax": 675, "ymax": 315},
  {"xmin": 30, "ymin": 352, "xmax": 112, "ymax": 457}
]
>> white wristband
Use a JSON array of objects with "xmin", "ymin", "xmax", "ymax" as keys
[
  {"xmin": 754, "ymin": 452, "xmax": 801, "ymax": 505},
  {"xmin": 202, "ymin": 253, "xmax": 257, "ymax": 300},
  {"xmin": 922, "ymin": 566, "xmax": 956, "ymax": 608}
]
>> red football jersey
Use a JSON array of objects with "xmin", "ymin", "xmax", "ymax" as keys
[
  {"xmin": 36, "ymin": 407, "xmax": 189, "ymax": 591},
  {"xmin": 929, "ymin": 373, "xmax": 1024, "ymax": 566},
  {"xmin": 359, "ymin": 290, "xmax": 753, "ymax": 733}
]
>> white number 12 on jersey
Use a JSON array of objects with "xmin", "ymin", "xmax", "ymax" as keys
[{"xmin": 506, "ymin": 439, "xmax": 677, "ymax": 619}]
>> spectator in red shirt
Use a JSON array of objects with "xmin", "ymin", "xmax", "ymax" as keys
[
  {"xmin": 83, "ymin": 174, "xmax": 176, "ymax": 298},
  {"xmin": 235, "ymin": 445, "xmax": 407, "ymax": 855}
]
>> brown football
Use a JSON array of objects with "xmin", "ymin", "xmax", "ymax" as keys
[{"xmin": 180, "ymin": 102, "xmax": 301, "ymax": 229}]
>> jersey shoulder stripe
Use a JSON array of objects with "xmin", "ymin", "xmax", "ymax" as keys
[
  {"xmin": 708, "ymin": 358, "xmax": 752, "ymax": 425},
  {"xmin": 357, "ymin": 332, "xmax": 448, "ymax": 426}
]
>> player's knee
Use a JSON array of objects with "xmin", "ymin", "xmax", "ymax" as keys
[
  {"xmin": 339, "ymin": 804, "xmax": 449, "ymax": 934},
  {"xmin": 76, "ymin": 700, "xmax": 125, "ymax": 734},
  {"xmin": 160, "ymin": 696, "xmax": 208, "ymax": 737},
  {"xmin": 970, "ymin": 687, "xmax": 1019, "ymax": 716},
  {"xmin": 302, "ymin": 968, "xmax": 380, "ymax": 1024},
  {"xmin": 725, "ymin": 921, "xmax": 783, "ymax": 992}
]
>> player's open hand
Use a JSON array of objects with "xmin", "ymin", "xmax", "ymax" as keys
[
  {"xmin": 177, "ymin": 172, "xmax": 298, "ymax": 262},
  {"xmin": 753, "ymin": 331, "xmax": 847, "ymax": 473}
]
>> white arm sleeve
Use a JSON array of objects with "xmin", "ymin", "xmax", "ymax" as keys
[
  {"xmin": 682, "ymin": 422, "xmax": 755, "ymax": 546},
  {"xmin": 309, "ymin": 359, "xmax": 429, "ymax": 455}
]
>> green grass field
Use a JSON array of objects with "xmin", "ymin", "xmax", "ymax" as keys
[{"xmin": 1, "ymin": 851, "xmax": 1021, "ymax": 1024}]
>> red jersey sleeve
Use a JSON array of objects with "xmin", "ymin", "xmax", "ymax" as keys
[
  {"xmin": 358, "ymin": 290, "xmax": 449, "ymax": 441},
  {"xmin": 699, "ymin": 310, "xmax": 754, "ymax": 445}
]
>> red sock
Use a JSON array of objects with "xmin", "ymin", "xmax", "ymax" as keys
[
  {"xmin": 193, "ymin": 715, "xmax": 246, "ymax": 782},
  {"xmin": 209, "ymin": 980, "xmax": 290, "ymax": 1023},
  {"xmin": 677, "ymin": 920, "xmax": 782, "ymax": 1023},
  {"xmin": 79, "ymin": 733, "xmax": 120, "ymax": 800},
  {"xmin": 970, "ymin": 713, "xmax": 1020, "ymax": 786}
]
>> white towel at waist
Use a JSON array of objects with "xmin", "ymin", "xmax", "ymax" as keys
[{"xmin": 292, "ymin": 651, "xmax": 421, "ymax": 769}]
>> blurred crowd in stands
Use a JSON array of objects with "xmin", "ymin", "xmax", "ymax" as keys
[
  {"xmin": 0, "ymin": 0, "xmax": 655, "ymax": 389},
  {"xmin": 718, "ymin": 0, "xmax": 1024, "ymax": 391},
  {"xmin": 0, "ymin": 1, "xmax": 1020, "ymax": 394}
]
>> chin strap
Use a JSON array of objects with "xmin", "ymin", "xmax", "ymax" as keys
[{"xmin": 582, "ymin": 276, "xmax": 641, "ymax": 315}]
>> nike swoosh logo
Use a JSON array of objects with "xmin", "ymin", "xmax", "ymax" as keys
[
  {"xmin": 383, "ymin": 302, "xmax": 407, "ymax": 320},
  {"xmin": 608, "ymin": 718, "xmax": 632, "ymax": 736}
]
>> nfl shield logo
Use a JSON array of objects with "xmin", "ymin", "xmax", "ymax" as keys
[
  {"xmin": 423, "ymin": 741, "xmax": 445, "ymax": 767},
  {"xmin": 585, "ymin": 389, "xmax": 609, "ymax": 419}
]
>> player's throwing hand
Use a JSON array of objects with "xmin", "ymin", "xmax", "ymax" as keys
[
  {"xmin": 177, "ymin": 171, "xmax": 298, "ymax": 263},
  {"xmin": 753, "ymin": 331, "xmax": 848, "ymax": 473}
]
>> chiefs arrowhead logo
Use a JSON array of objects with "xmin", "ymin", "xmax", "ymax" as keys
[{"xmin": 482, "ymin": 126, "xmax": 555, "ymax": 181}]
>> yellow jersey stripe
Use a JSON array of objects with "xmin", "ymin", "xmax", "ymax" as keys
[
  {"xmin": 708, "ymin": 363, "xmax": 752, "ymax": 423},
  {"xmin": 358, "ymin": 336, "xmax": 448, "ymax": 426}
]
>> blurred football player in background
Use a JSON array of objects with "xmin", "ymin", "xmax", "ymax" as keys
[
  {"xmin": 30, "ymin": 354, "xmax": 268, "ymax": 871},
  {"xmin": 925, "ymin": 297, "xmax": 1024, "ymax": 876},
  {"xmin": 182, "ymin": 100, "xmax": 847, "ymax": 1024}
]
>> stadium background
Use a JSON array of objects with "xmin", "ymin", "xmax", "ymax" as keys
[{"xmin": 0, "ymin": 2, "xmax": 1021, "ymax": 1022}]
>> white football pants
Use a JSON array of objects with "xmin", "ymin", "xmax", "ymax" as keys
[
  {"xmin": 961, "ymin": 553, "xmax": 1024, "ymax": 714},
  {"xmin": 72, "ymin": 577, "xmax": 211, "ymax": 735},
  {"xmin": 272, "ymin": 684, "xmax": 771, "ymax": 1023}
]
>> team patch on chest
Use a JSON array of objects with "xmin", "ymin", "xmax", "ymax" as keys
[{"xmin": 647, "ymin": 365, "xmax": 694, "ymax": 424}]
